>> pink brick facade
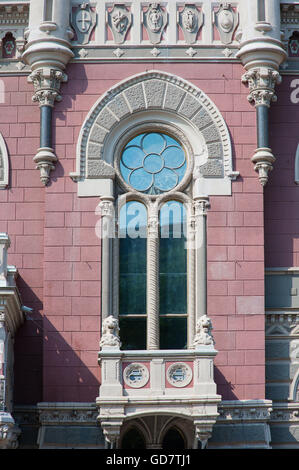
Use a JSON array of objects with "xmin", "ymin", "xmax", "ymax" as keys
[{"xmin": 0, "ymin": 63, "xmax": 266, "ymax": 404}]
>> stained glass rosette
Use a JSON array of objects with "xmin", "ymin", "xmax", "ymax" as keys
[{"xmin": 120, "ymin": 132, "xmax": 187, "ymax": 194}]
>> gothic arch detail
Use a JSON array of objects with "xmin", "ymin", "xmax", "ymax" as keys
[
  {"xmin": 71, "ymin": 70, "xmax": 237, "ymax": 196},
  {"xmin": 0, "ymin": 132, "xmax": 9, "ymax": 189}
]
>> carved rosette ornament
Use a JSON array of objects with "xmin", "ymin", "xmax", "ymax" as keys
[
  {"xmin": 100, "ymin": 315, "xmax": 121, "ymax": 349},
  {"xmin": 193, "ymin": 315, "xmax": 214, "ymax": 348},
  {"xmin": 108, "ymin": 4, "xmax": 132, "ymax": 44},
  {"xmin": 178, "ymin": 5, "xmax": 203, "ymax": 44},
  {"xmin": 143, "ymin": 3, "xmax": 168, "ymax": 44},
  {"xmin": 214, "ymin": 3, "xmax": 238, "ymax": 45}
]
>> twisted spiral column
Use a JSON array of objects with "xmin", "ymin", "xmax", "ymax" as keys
[{"xmin": 147, "ymin": 206, "xmax": 159, "ymax": 350}]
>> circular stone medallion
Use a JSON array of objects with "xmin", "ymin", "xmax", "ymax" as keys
[
  {"xmin": 166, "ymin": 362, "xmax": 193, "ymax": 388},
  {"xmin": 123, "ymin": 363, "xmax": 149, "ymax": 388}
]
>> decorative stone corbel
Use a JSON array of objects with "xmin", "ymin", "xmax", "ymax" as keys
[
  {"xmin": 241, "ymin": 67, "xmax": 281, "ymax": 186},
  {"xmin": 27, "ymin": 67, "xmax": 68, "ymax": 185},
  {"xmin": 100, "ymin": 419, "xmax": 123, "ymax": 449}
]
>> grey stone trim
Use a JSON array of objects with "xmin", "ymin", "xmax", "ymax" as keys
[{"xmin": 74, "ymin": 70, "xmax": 232, "ymax": 186}]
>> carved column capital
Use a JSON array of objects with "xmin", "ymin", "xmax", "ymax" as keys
[
  {"xmin": 28, "ymin": 67, "xmax": 68, "ymax": 107},
  {"xmin": 241, "ymin": 67, "xmax": 282, "ymax": 108},
  {"xmin": 193, "ymin": 196, "xmax": 210, "ymax": 218}
]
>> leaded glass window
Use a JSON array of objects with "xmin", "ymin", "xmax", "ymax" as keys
[
  {"xmin": 120, "ymin": 132, "xmax": 186, "ymax": 194},
  {"xmin": 117, "ymin": 131, "xmax": 190, "ymax": 350}
]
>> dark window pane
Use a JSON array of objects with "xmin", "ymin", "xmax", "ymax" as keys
[
  {"xmin": 119, "ymin": 317, "xmax": 146, "ymax": 350},
  {"xmin": 159, "ymin": 317, "xmax": 187, "ymax": 350},
  {"xmin": 119, "ymin": 202, "xmax": 147, "ymax": 315},
  {"xmin": 159, "ymin": 201, "xmax": 187, "ymax": 315}
]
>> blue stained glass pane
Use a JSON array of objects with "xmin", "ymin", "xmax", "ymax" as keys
[
  {"xmin": 122, "ymin": 146, "xmax": 144, "ymax": 169},
  {"xmin": 142, "ymin": 132, "xmax": 166, "ymax": 154},
  {"xmin": 162, "ymin": 146, "xmax": 185, "ymax": 169},
  {"xmin": 155, "ymin": 168, "xmax": 178, "ymax": 191},
  {"xmin": 120, "ymin": 132, "xmax": 186, "ymax": 193}
]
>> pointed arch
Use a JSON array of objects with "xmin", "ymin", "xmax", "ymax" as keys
[
  {"xmin": 71, "ymin": 70, "xmax": 237, "ymax": 197},
  {"xmin": 0, "ymin": 132, "xmax": 9, "ymax": 189}
]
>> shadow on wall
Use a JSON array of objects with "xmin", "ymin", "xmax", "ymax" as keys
[
  {"xmin": 214, "ymin": 366, "xmax": 238, "ymax": 400},
  {"xmin": 13, "ymin": 276, "xmax": 101, "ymax": 406}
]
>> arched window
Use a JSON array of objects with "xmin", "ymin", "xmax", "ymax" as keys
[{"xmin": 116, "ymin": 131, "xmax": 190, "ymax": 350}]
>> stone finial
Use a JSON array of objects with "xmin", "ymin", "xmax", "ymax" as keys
[
  {"xmin": 100, "ymin": 315, "xmax": 121, "ymax": 349},
  {"xmin": 193, "ymin": 315, "xmax": 214, "ymax": 347}
]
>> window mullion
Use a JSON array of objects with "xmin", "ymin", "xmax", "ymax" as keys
[{"xmin": 146, "ymin": 203, "xmax": 160, "ymax": 350}]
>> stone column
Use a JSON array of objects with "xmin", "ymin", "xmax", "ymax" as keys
[
  {"xmin": 147, "ymin": 204, "xmax": 159, "ymax": 350},
  {"xmin": 237, "ymin": 0, "xmax": 287, "ymax": 186},
  {"xmin": 194, "ymin": 197, "xmax": 210, "ymax": 323},
  {"xmin": 21, "ymin": 0, "xmax": 74, "ymax": 185},
  {"xmin": 241, "ymin": 67, "xmax": 281, "ymax": 185},
  {"xmin": 98, "ymin": 198, "xmax": 115, "ymax": 324},
  {"xmin": 0, "ymin": 234, "xmax": 10, "ymax": 287},
  {"xmin": 27, "ymin": 67, "xmax": 68, "ymax": 185}
]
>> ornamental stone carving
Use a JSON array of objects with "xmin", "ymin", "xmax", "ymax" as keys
[
  {"xmin": 178, "ymin": 5, "xmax": 203, "ymax": 44},
  {"xmin": 71, "ymin": 3, "xmax": 97, "ymax": 45},
  {"xmin": 214, "ymin": 3, "xmax": 238, "ymax": 45},
  {"xmin": 193, "ymin": 315, "xmax": 214, "ymax": 347},
  {"xmin": 143, "ymin": 3, "xmax": 167, "ymax": 44},
  {"xmin": 100, "ymin": 315, "xmax": 121, "ymax": 349},
  {"xmin": 108, "ymin": 4, "xmax": 132, "ymax": 44},
  {"xmin": 28, "ymin": 67, "xmax": 68, "ymax": 107},
  {"xmin": 241, "ymin": 67, "xmax": 282, "ymax": 108}
]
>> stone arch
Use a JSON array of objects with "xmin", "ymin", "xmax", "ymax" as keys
[
  {"xmin": 71, "ymin": 70, "xmax": 237, "ymax": 197},
  {"xmin": 0, "ymin": 132, "xmax": 9, "ymax": 189}
]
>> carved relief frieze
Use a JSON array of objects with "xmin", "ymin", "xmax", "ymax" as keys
[
  {"xmin": 143, "ymin": 3, "xmax": 168, "ymax": 44},
  {"xmin": 0, "ymin": 4, "xmax": 29, "ymax": 59},
  {"xmin": 71, "ymin": 2, "xmax": 97, "ymax": 45},
  {"xmin": 214, "ymin": 3, "xmax": 238, "ymax": 45},
  {"xmin": 178, "ymin": 4, "xmax": 203, "ymax": 44},
  {"xmin": 107, "ymin": 4, "xmax": 132, "ymax": 44}
]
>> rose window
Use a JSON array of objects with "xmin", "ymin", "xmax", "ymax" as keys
[{"xmin": 120, "ymin": 132, "xmax": 187, "ymax": 194}]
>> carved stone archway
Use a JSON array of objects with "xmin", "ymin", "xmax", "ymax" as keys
[{"xmin": 70, "ymin": 70, "xmax": 238, "ymax": 197}]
